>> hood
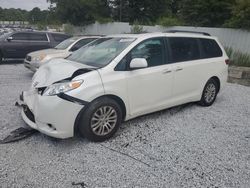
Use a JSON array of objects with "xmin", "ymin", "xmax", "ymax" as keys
[
  {"xmin": 28, "ymin": 49, "xmax": 66, "ymax": 57},
  {"xmin": 32, "ymin": 58, "xmax": 96, "ymax": 88}
]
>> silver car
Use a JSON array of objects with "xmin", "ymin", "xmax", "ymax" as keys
[{"xmin": 24, "ymin": 36, "xmax": 100, "ymax": 72}]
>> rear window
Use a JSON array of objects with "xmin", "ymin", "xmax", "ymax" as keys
[
  {"xmin": 169, "ymin": 37, "xmax": 200, "ymax": 63},
  {"xmin": 199, "ymin": 38, "xmax": 223, "ymax": 58},
  {"xmin": 29, "ymin": 33, "xmax": 48, "ymax": 41},
  {"xmin": 51, "ymin": 33, "xmax": 70, "ymax": 42}
]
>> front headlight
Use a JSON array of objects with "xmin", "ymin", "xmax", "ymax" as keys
[
  {"xmin": 32, "ymin": 54, "xmax": 46, "ymax": 61},
  {"xmin": 43, "ymin": 80, "xmax": 83, "ymax": 96}
]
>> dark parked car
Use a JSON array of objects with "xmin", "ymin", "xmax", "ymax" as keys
[{"xmin": 0, "ymin": 31, "xmax": 71, "ymax": 62}]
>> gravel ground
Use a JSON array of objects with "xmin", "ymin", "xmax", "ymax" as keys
[{"xmin": 0, "ymin": 63, "xmax": 250, "ymax": 188}]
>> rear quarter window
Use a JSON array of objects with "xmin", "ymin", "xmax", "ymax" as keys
[
  {"xmin": 51, "ymin": 33, "xmax": 70, "ymax": 42},
  {"xmin": 199, "ymin": 38, "xmax": 223, "ymax": 58},
  {"xmin": 29, "ymin": 33, "xmax": 48, "ymax": 41}
]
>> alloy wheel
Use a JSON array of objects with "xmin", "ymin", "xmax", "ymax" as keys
[
  {"xmin": 204, "ymin": 83, "xmax": 216, "ymax": 103},
  {"xmin": 90, "ymin": 106, "xmax": 118, "ymax": 136}
]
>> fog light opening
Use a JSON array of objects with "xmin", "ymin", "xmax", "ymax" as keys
[{"xmin": 47, "ymin": 124, "xmax": 56, "ymax": 131}]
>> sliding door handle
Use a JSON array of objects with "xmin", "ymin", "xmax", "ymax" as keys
[{"xmin": 163, "ymin": 69, "xmax": 172, "ymax": 74}]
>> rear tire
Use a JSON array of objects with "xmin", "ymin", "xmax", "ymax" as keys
[
  {"xmin": 78, "ymin": 97, "xmax": 122, "ymax": 142},
  {"xmin": 199, "ymin": 79, "xmax": 219, "ymax": 107}
]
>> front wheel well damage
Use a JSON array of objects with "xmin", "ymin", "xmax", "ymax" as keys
[{"xmin": 73, "ymin": 94, "xmax": 127, "ymax": 136}]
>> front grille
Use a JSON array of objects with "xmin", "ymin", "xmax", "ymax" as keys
[
  {"xmin": 26, "ymin": 55, "xmax": 32, "ymax": 61},
  {"xmin": 23, "ymin": 105, "xmax": 35, "ymax": 123}
]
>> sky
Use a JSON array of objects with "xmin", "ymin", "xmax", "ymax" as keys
[{"xmin": 0, "ymin": 0, "xmax": 51, "ymax": 10}]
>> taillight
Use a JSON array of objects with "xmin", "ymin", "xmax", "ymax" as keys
[{"xmin": 225, "ymin": 59, "xmax": 230, "ymax": 65}]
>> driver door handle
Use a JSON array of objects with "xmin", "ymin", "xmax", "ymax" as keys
[{"xmin": 163, "ymin": 69, "xmax": 172, "ymax": 74}]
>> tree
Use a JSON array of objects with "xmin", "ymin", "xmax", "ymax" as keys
[
  {"xmin": 225, "ymin": 0, "xmax": 250, "ymax": 29},
  {"xmin": 109, "ymin": 0, "xmax": 130, "ymax": 22},
  {"xmin": 28, "ymin": 7, "xmax": 47, "ymax": 24},
  {"xmin": 0, "ymin": 8, "xmax": 28, "ymax": 21},
  {"xmin": 48, "ymin": 0, "xmax": 111, "ymax": 25},
  {"xmin": 179, "ymin": 0, "xmax": 235, "ymax": 27},
  {"xmin": 109, "ymin": 0, "xmax": 172, "ymax": 24}
]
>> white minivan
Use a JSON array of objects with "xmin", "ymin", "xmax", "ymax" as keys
[{"xmin": 20, "ymin": 31, "xmax": 229, "ymax": 142}]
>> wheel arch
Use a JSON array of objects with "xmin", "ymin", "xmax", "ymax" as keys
[
  {"xmin": 74, "ymin": 94, "xmax": 127, "ymax": 135},
  {"xmin": 210, "ymin": 76, "xmax": 221, "ymax": 93}
]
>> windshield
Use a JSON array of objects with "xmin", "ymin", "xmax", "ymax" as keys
[
  {"xmin": 67, "ymin": 37, "xmax": 135, "ymax": 67},
  {"xmin": 55, "ymin": 37, "xmax": 79, "ymax": 50}
]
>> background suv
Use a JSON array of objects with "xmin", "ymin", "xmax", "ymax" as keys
[
  {"xmin": 0, "ymin": 31, "xmax": 71, "ymax": 62},
  {"xmin": 24, "ymin": 36, "xmax": 100, "ymax": 72}
]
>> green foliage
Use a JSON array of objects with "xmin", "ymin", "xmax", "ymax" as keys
[
  {"xmin": 0, "ymin": 7, "xmax": 28, "ymax": 21},
  {"xmin": 225, "ymin": 47, "xmax": 250, "ymax": 67},
  {"xmin": 224, "ymin": 0, "xmax": 250, "ymax": 29},
  {"xmin": 179, "ymin": 0, "xmax": 234, "ymax": 27},
  {"xmin": 1, "ymin": 0, "xmax": 250, "ymax": 30},
  {"xmin": 96, "ymin": 17, "xmax": 114, "ymax": 24},
  {"xmin": 36, "ymin": 23, "xmax": 47, "ymax": 30},
  {"xmin": 48, "ymin": 0, "xmax": 111, "ymax": 26},
  {"xmin": 130, "ymin": 20, "xmax": 146, "ymax": 33},
  {"xmin": 63, "ymin": 23, "xmax": 75, "ymax": 35},
  {"xmin": 157, "ymin": 17, "xmax": 183, "ymax": 26}
]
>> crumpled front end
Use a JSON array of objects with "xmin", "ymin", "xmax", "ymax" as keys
[{"xmin": 20, "ymin": 89, "xmax": 83, "ymax": 139}]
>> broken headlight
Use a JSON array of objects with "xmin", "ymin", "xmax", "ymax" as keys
[{"xmin": 43, "ymin": 80, "xmax": 83, "ymax": 96}]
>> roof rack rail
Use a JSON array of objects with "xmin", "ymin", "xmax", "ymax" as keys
[{"xmin": 165, "ymin": 30, "xmax": 211, "ymax": 36}]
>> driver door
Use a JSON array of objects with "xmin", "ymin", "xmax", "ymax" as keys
[{"xmin": 126, "ymin": 38, "xmax": 174, "ymax": 117}]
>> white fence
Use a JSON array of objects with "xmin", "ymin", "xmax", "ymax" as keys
[{"xmin": 73, "ymin": 22, "xmax": 250, "ymax": 55}]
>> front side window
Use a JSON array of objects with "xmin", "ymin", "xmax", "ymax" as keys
[
  {"xmin": 169, "ymin": 37, "xmax": 200, "ymax": 63},
  {"xmin": 200, "ymin": 38, "xmax": 223, "ymax": 58},
  {"xmin": 130, "ymin": 38, "xmax": 165, "ymax": 67},
  {"xmin": 67, "ymin": 37, "xmax": 135, "ymax": 68},
  {"xmin": 11, "ymin": 33, "xmax": 29, "ymax": 41}
]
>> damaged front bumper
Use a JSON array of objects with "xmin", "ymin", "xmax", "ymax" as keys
[{"xmin": 20, "ymin": 90, "xmax": 84, "ymax": 139}]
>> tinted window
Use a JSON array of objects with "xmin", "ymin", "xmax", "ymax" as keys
[
  {"xmin": 29, "ymin": 33, "xmax": 48, "ymax": 41},
  {"xmin": 130, "ymin": 38, "xmax": 165, "ymax": 67},
  {"xmin": 11, "ymin": 33, "xmax": 29, "ymax": 40},
  {"xmin": 52, "ymin": 33, "xmax": 70, "ymax": 42},
  {"xmin": 200, "ymin": 38, "xmax": 222, "ymax": 58},
  {"xmin": 70, "ymin": 38, "xmax": 97, "ymax": 51},
  {"xmin": 169, "ymin": 37, "xmax": 200, "ymax": 63}
]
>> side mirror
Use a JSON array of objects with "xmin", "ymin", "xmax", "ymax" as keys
[
  {"xmin": 130, "ymin": 58, "xmax": 148, "ymax": 69},
  {"xmin": 7, "ymin": 36, "xmax": 13, "ymax": 42}
]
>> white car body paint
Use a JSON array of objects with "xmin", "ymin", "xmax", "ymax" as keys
[{"xmin": 21, "ymin": 33, "xmax": 228, "ymax": 139}]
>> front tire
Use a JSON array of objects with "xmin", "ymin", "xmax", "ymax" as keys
[
  {"xmin": 78, "ymin": 97, "xmax": 122, "ymax": 142},
  {"xmin": 199, "ymin": 79, "xmax": 219, "ymax": 106}
]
